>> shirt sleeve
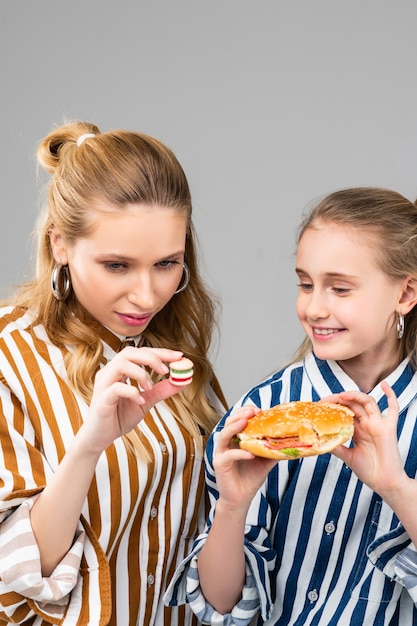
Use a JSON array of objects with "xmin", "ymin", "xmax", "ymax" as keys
[
  {"xmin": 367, "ymin": 522, "xmax": 417, "ymax": 604},
  {"xmin": 164, "ymin": 537, "xmax": 271, "ymax": 625},
  {"xmin": 164, "ymin": 409, "xmax": 277, "ymax": 625},
  {"xmin": 0, "ymin": 495, "xmax": 86, "ymax": 622}
]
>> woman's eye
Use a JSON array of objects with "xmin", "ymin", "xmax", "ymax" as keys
[
  {"xmin": 104, "ymin": 262, "xmax": 128, "ymax": 272},
  {"xmin": 157, "ymin": 260, "xmax": 180, "ymax": 271}
]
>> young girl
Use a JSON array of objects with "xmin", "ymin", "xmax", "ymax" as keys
[
  {"xmin": 165, "ymin": 187, "xmax": 417, "ymax": 625},
  {"xmin": 0, "ymin": 121, "xmax": 226, "ymax": 625}
]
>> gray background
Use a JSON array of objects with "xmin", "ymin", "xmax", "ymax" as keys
[{"xmin": 1, "ymin": 1, "xmax": 417, "ymax": 405}]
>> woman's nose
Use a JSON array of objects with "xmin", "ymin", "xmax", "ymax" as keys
[{"xmin": 128, "ymin": 274, "xmax": 155, "ymax": 308}]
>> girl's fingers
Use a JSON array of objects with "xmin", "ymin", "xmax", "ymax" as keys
[
  {"xmin": 344, "ymin": 396, "xmax": 380, "ymax": 422},
  {"xmin": 323, "ymin": 388, "xmax": 394, "ymax": 423},
  {"xmin": 330, "ymin": 443, "xmax": 351, "ymax": 465},
  {"xmin": 324, "ymin": 384, "xmax": 398, "ymax": 421},
  {"xmin": 219, "ymin": 406, "xmax": 257, "ymax": 447},
  {"xmin": 381, "ymin": 381, "xmax": 400, "ymax": 417}
]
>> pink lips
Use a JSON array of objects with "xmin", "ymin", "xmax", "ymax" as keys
[
  {"xmin": 312, "ymin": 327, "xmax": 343, "ymax": 341},
  {"xmin": 117, "ymin": 312, "xmax": 152, "ymax": 327}
]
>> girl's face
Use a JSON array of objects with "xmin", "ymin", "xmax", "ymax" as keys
[
  {"xmin": 295, "ymin": 222, "xmax": 411, "ymax": 375},
  {"xmin": 51, "ymin": 203, "xmax": 187, "ymax": 337}
]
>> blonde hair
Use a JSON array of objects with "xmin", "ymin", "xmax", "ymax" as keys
[
  {"xmin": 11, "ymin": 121, "xmax": 225, "ymax": 457},
  {"xmin": 292, "ymin": 187, "xmax": 417, "ymax": 368}
]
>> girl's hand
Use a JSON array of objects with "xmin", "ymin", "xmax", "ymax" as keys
[
  {"xmin": 80, "ymin": 347, "xmax": 184, "ymax": 453},
  {"xmin": 213, "ymin": 406, "xmax": 277, "ymax": 512},
  {"xmin": 324, "ymin": 382, "xmax": 406, "ymax": 496}
]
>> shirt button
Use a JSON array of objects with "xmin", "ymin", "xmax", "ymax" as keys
[
  {"xmin": 147, "ymin": 574, "xmax": 155, "ymax": 586},
  {"xmin": 159, "ymin": 442, "xmax": 167, "ymax": 453},
  {"xmin": 150, "ymin": 506, "xmax": 157, "ymax": 519},
  {"xmin": 307, "ymin": 589, "xmax": 319, "ymax": 603},
  {"xmin": 324, "ymin": 521, "xmax": 336, "ymax": 534}
]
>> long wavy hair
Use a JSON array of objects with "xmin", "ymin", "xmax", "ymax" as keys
[
  {"xmin": 11, "ymin": 121, "xmax": 225, "ymax": 457},
  {"xmin": 292, "ymin": 187, "xmax": 417, "ymax": 369}
]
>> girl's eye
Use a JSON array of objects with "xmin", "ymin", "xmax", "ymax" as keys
[
  {"xmin": 297, "ymin": 282, "xmax": 313, "ymax": 292},
  {"xmin": 332, "ymin": 287, "xmax": 350, "ymax": 295}
]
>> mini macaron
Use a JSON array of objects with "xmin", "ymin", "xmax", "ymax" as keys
[{"xmin": 169, "ymin": 357, "xmax": 194, "ymax": 387}]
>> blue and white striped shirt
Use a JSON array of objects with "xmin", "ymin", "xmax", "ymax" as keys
[{"xmin": 164, "ymin": 353, "xmax": 417, "ymax": 625}]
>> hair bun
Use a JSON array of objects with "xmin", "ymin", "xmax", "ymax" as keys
[{"xmin": 37, "ymin": 121, "xmax": 100, "ymax": 174}]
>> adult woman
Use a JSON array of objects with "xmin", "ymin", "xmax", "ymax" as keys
[{"xmin": 0, "ymin": 121, "xmax": 226, "ymax": 625}]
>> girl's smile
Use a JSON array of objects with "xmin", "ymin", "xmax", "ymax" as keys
[
  {"xmin": 296, "ymin": 222, "xmax": 410, "ymax": 389},
  {"xmin": 312, "ymin": 326, "xmax": 345, "ymax": 339}
]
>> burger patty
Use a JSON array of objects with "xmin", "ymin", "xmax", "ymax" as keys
[{"xmin": 264, "ymin": 436, "xmax": 315, "ymax": 450}]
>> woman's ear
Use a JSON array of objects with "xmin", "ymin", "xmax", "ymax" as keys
[
  {"xmin": 49, "ymin": 228, "xmax": 68, "ymax": 265},
  {"xmin": 398, "ymin": 277, "xmax": 417, "ymax": 314}
]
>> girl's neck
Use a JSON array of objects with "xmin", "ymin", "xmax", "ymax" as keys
[{"xmin": 336, "ymin": 349, "xmax": 403, "ymax": 393}]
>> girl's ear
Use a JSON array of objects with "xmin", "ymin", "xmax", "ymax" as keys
[
  {"xmin": 399, "ymin": 277, "xmax": 417, "ymax": 314},
  {"xmin": 49, "ymin": 228, "xmax": 68, "ymax": 265}
]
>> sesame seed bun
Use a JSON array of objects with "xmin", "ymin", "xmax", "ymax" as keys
[{"xmin": 238, "ymin": 401, "xmax": 354, "ymax": 460}]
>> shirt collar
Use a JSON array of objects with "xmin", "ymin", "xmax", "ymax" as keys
[
  {"xmin": 305, "ymin": 353, "xmax": 417, "ymax": 415},
  {"xmin": 87, "ymin": 319, "xmax": 141, "ymax": 353}
]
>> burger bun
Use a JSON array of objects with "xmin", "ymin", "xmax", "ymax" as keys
[{"xmin": 238, "ymin": 401, "xmax": 354, "ymax": 460}]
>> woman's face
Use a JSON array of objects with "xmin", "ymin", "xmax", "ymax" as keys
[
  {"xmin": 295, "ymin": 222, "xmax": 408, "ymax": 372},
  {"xmin": 51, "ymin": 202, "xmax": 187, "ymax": 337}
]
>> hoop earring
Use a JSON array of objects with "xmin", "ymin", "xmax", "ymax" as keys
[
  {"xmin": 397, "ymin": 311, "xmax": 405, "ymax": 339},
  {"xmin": 174, "ymin": 263, "xmax": 190, "ymax": 294},
  {"xmin": 51, "ymin": 264, "xmax": 71, "ymax": 301}
]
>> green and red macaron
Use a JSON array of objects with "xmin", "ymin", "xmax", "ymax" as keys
[{"xmin": 169, "ymin": 357, "xmax": 194, "ymax": 386}]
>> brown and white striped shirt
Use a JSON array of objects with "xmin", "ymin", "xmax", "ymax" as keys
[{"xmin": 0, "ymin": 306, "xmax": 223, "ymax": 625}]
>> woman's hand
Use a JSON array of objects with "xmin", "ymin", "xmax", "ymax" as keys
[
  {"xmin": 325, "ymin": 382, "xmax": 407, "ymax": 496},
  {"xmin": 213, "ymin": 406, "xmax": 278, "ymax": 512},
  {"xmin": 30, "ymin": 346, "xmax": 184, "ymax": 575},
  {"xmin": 81, "ymin": 347, "xmax": 184, "ymax": 453}
]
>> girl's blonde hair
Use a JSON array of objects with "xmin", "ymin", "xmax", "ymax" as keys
[
  {"xmin": 12, "ymin": 121, "xmax": 225, "ymax": 457},
  {"xmin": 292, "ymin": 187, "xmax": 417, "ymax": 368}
]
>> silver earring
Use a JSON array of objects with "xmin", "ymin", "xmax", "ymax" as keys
[
  {"xmin": 397, "ymin": 311, "xmax": 405, "ymax": 339},
  {"xmin": 51, "ymin": 264, "xmax": 71, "ymax": 301},
  {"xmin": 174, "ymin": 263, "xmax": 190, "ymax": 294}
]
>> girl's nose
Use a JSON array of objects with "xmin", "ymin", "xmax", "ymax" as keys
[{"xmin": 305, "ymin": 292, "xmax": 329, "ymax": 320}]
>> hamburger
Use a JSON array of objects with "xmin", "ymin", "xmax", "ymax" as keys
[
  {"xmin": 237, "ymin": 401, "xmax": 354, "ymax": 460},
  {"xmin": 169, "ymin": 357, "xmax": 194, "ymax": 387}
]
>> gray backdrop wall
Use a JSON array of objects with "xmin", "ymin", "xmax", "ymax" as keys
[{"xmin": 1, "ymin": 1, "xmax": 417, "ymax": 404}]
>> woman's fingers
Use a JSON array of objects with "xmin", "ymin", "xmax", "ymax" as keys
[
  {"xmin": 87, "ymin": 348, "xmax": 187, "ymax": 444},
  {"xmin": 95, "ymin": 347, "xmax": 184, "ymax": 391},
  {"xmin": 139, "ymin": 378, "xmax": 187, "ymax": 410},
  {"xmin": 120, "ymin": 346, "xmax": 184, "ymax": 377}
]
